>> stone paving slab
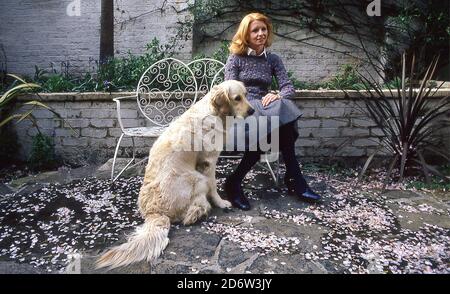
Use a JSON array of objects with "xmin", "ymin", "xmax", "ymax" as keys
[{"xmin": 0, "ymin": 159, "xmax": 449, "ymax": 274}]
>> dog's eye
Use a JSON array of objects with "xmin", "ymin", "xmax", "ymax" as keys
[{"xmin": 235, "ymin": 95, "xmax": 242, "ymax": 101}]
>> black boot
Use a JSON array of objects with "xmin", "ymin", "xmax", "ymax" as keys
[
  {"xmin": 223, "ymin": 150, "xmax": 262, "ymax": 211},
  {"xmin": 280, "ymin": 123, "xmax": 321, "ymax": 203},
  {"xmin": 284, "ymin": 175, "xmax": 296, "ymax": 196},
  {"xmin": 224, "ymin": 176, "xmax": 250, "ymax": 211},
  {"xmin": 284, "ymin": 176, "xmax": 321, "ymax": 202},
  {"xmin": 301, "ymin": 187, "xmax": 322, "ymax": 202}
]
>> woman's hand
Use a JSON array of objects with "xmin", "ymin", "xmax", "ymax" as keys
[{"xmin": 261, "ymin": 92, "xmax": 281, "ymax": 107}]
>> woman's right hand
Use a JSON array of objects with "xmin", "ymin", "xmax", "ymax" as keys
[{"xmin": 261, "ymin": 92, "xmax": 280, "ymax": 107}]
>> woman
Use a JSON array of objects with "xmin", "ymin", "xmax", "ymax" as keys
[{"xmin": 224, "ymin": 12, "xmax": 321, "ymax": 210}]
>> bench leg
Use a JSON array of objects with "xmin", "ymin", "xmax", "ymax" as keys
[
  {"xmin": 111, "ymin": 134, "xmax": 136, "ymax": 182},
  {"xmin": 264, "ymin": 155, "xmax": 279, "ymax": 186},
  {"xmin": 275, "ymin": 154, "xmax": 280, "ymax": 185}
]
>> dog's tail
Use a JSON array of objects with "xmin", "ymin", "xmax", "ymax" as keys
[{"xmin": 95, "ymin": 214, "xmax": 170, "ymax": 270}]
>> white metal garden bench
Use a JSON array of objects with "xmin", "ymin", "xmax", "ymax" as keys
[{"xmin": 111, "ymin": 57, "xmax": 280, "ymax": 184}]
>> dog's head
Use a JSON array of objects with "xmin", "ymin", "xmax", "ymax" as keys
[{"xmin": 210, "ymin": 80, "xmax": 254, "ymax": 118}]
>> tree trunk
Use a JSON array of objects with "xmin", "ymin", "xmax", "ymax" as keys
[{"xmin": 100, "ymin": 0, "xmax": 114, "ymax": 65}]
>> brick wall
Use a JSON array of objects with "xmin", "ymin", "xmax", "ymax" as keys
[
  {"xmin": 0, "ymin": 0, "xmax": 192, "ymax": 76},
  {"xmin": 0, "ymin": 0, "xmax": 378, "ymax": 82},
  {"xmin": 12, "ymin": 90, "xmax": 450, "ymax": 166}
]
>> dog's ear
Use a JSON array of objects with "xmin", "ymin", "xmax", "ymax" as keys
[{"xmin": 211, "ymin": 85, "xmax": 232, "ymax": 116}]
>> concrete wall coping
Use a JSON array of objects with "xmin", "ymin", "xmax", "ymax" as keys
[{"xmin": 18, "ymin": 89, "xmax": 450, "ymax": 102}]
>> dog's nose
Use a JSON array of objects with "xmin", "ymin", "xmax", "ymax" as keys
[{"xmin": 247, "ymin": 108, "xmax": 255, "ymax": 115}]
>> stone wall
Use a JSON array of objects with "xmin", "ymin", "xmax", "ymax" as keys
[{"xmin": 12, "ymin": 90, "xmax": 450, "ymax": 166}]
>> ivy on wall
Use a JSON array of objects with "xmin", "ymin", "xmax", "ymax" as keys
[{"xmin": 168, "ymin": 0, "xmax": 449, "ymax": 81}]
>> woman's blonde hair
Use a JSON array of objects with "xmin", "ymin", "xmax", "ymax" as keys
[{"xmin": 229, "ymin": 12, "xmax": 274, "ymax": 55}]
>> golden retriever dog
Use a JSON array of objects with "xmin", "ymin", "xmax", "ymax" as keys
[{"xmin": 96, "ymin": 80, "xmax": 254, "ymax": 269}]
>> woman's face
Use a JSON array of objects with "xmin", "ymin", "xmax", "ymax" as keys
[{"xmin": 247, "ymin": 20, "xmax": 268, "ymax": 52}]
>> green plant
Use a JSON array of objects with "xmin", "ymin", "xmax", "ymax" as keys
[
  {"xmin": 406, "ymin": 164, "xmax": 450, "ymax": 191},
  {"xmin": 287, "ymin": 72, "xmax": 323, "ymax": 90},
  {"xmin": 96, "ymin": 38, "xmax": 174, "ymax": 92},
  {"xmin": 33, "ymin": 64, "xmax": 79, "ymax": 93},
  {"xmin": 28, "ymin": 133, "xmax": 57, "ymax": 171},
  {"xmin": 0, "ymin": 74, "xmax": 42, "ymax": 128},
  {"xmin": 0, "ymin": 74, "xmax": 77, "ymax": 169},
  {"xmin": 283, "ymin": 65, "xmax": 370, "ymax": 91},
  {"xmin": 354, "ymin": 53, "xmax": 450, "ymax": 186},
  {"xmin": 33, "ymin": 38, "xmax": 174, "ymax": 93},
  {"xmin": 406, "ymin": 177, "xmax": 450, "ymax": 191},
  {"xmin": 41, "ymin": 75, "xmax": 77, "ymax": 92},
  {"xmin": 211, "ymin": 40, "xmax": 230, "ymax": 64},
  {"xmin": 323, "ymin": 64, "xmax": 367, "ymax": 90},
  {"xmin": 383, "ymin": 77, "xmax": 403, "ymax": 89},
  {"xmin": 0, "ymin": 74, "xmax": 41, "ymax": 165},
  {"xmin": 0, "ymin": 74, "xmax": 75, "ymax": 132}
]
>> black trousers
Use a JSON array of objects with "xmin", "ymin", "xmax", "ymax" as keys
[{"xmin": 228, "ymin": 121, "xmax": 308, "ymax": 193}]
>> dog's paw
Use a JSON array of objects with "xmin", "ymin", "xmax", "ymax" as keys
[{"xmin": 217, "ymin": 199, "xmax": 232, "ymax": 209}]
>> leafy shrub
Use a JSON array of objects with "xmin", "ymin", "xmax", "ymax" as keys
[
  {"xmin": 280, "ymin": 64, "xmax": 368, "ymax": 90},
  {"xmin": 287, "ymin": 72, "xmax": 322, "ymax": 90},
  {"xmin": 35, "ymin": 38, "xmax": 174, "ymax": 92},
  {"xmin": 383, "ymin": 77, "xmax": 403, "ymax": 89},
  {"xmin": 1, "ymin": 74, "xmax": 76, "ymax": 169},
  {"xmin": 323, "ymin": 64, "xmax": 366, "ymax": 90},
  {"xmin": 41, "ymin": 75, "xmax": 77, "ymax": 92},
  {"xmin": 211, "ymin": 41, "xmax": 230, "ymax": 64}
]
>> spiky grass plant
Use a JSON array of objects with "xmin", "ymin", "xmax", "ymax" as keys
[
  {"xmin": 354, "ymin": 53, "xmax": 449, "ymax": 186},
  {"xmin": 0, "ymin": 73, "xmax": 57, "ymax": 131},
  {"xmin": 1, "ymin": 74, "xmax": 77, "ymax": 169}
]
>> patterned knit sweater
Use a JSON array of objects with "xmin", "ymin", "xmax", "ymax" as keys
[{"xmin": 224, "ymin": 52, "xmax": 302, "ymax": 125}]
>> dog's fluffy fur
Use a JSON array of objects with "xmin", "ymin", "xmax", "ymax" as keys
[{"xmin": 96, "ymin": 80, "xmax": 253, "ymax": 269}]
